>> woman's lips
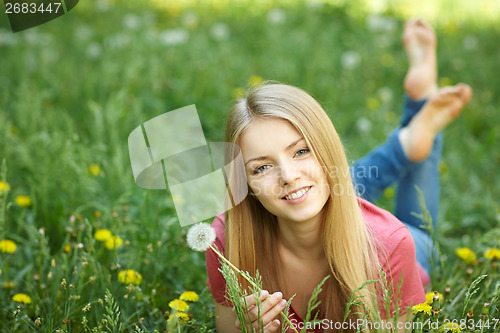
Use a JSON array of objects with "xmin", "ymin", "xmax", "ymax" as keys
[{"xmin": 282, "ymin": 186, "xmax": 311, "ymax": 203}]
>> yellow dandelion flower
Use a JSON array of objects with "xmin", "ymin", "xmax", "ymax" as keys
[
  {"xmin": 248, "ymin": 75, "xmax": 264, "ymax": 87},
  {"xmin": 439, "ymin": 77, "xmax": 453, "ymax": 87},
  {"xmin": 94, "ymin": 229, "xmax": 112, "ymax": 242},
  {"xmin": 455, "ymin": 247, "xmax": 477, "ymax": 265},
  {"xmin": 443, "ymin": 23, "xmax": 458, "ymax": 35},
  {"xmin": 3, "ymin": 281, "xmax": 15, "ymax": 288},
  {"xmin": 439, "ymin": 161, "xmax": 448, "ymax": 175},
  {"xmin": 12, "ymin": 293, "xmax": 32, "ymax": 304},
  {"xmin": 180, "ymin": 291, "xmax": 199, "ymax": 302},
  {"xmin": 118, "ymin": 269, "xmax": 143, "ymax": 285},
  {"xmin": 0, "ymin": 268, "xmax": 2, "ymax": 275},
  {"xmin": 384, "ymin": 187, "xmax": 395, "ymax": 199},
  {"xmin": 425, "ymin": 291, "xmax": 443, "ymax": 304},
  {"xmin": 172, "ymin": 194, "xmax": 185, "ymax": 206},
  {"xmin": 167, "ymin": 311, "xmax": 189, "ymax": 324},
  {"xmin": 9, "ymin": 125, "xmax": 19, "ymax": 135},
  {"xmin": 381, "ymin": 53, "xmax": 394, "ymax": 67},
  {"xmin": 0, "ymin": 239, "xmax": 17, "ymax": 253},
  {"xmin": 442, "ymin": 321, "xmax": 461, "ymax": 332},
  {"xmin": 412, "ymin": 302, "xmax": 431, "ymax": 315},
  {"xmin": 366, "ymin": 97, "xmax": 380, "ymax": 111},
  {"xmin": 15, "ymin": 195, "xmax": 31, "ymax": 207},
  {"xmin": 105, "ymin": 236, "xmax": 123, "ymax": 250},
  {"xmin": 485, "ymin": 248, "xmax": 500, "ymax": 260},
  {"xmin": 169, "ymin": 299, "xmax": 189, "ymax": 312},
  {"xmin": 89, "ymin": 164, "xmax": 101, "ymax": 176},
  {"xmin": 232, "ymin": 87, "xmax": 245, "ymax": 99},
  {"xmin": 0, "ymin": 181, "xmax": 11, "ymax": 195}
]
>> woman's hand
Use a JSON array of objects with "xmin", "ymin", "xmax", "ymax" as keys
[{"xmin": 234, "ymin": 290, "xmax": 288, "ymax": 332}]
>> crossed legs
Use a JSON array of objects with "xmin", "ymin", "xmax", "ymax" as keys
[{"xmin": 352, "ymin": 19, "xmax": 472, "ymax": 272}]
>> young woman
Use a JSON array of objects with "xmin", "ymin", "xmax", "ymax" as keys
[{"xmin": 205, "ymin": 19, "xmax": 472, "ymax": 332}]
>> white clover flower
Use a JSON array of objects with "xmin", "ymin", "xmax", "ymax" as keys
[
  {"xmin": 267, "ymin": 8, "xmax": 286, "ymax": 25},
  {"xmin": 341, "ymin": 51, "xmax": 360, "ymax": 69},
  {"xmin": 366, "ymin": 14, "xmax": 397, "ymax": 32},
  {"xmin": 0, "ymin": 29, "xmax": 19, "ymax": 46},
  {"xmin": 378, "ymin": 86, "xmax": 393, "ymax": 103},
  {"xmin": 181, "ymin": 10, "xmax": 199, "ymax": 29},
  {"xmin": 160, "ymin": 28, "xmax": 189, "ymax": 46},
  {"xmin": 106, "ymin": 33, "xmax": 131, "ymax": 49},
  {"xmin": 86, "ymin": 43, "xmax": 101, "ymax": 58},
  {"xmin": 356, "ymin": 117, "xmax": 372, "ymax": 134},
  {"xmin": 187, "ymin": 223, "xmax": 216, "ymax": 252},
  {"xmin": 75, "ymin": 25, "xmax": 93, "ymax": 42},
  {"xmin": 210, "ymin": 23, "xmax": 230, "ymax": 41},
  {"xmin": 24, "ymin": 31, "xmax": 51, "ymax": 45},
  {"xmin": 463, "ymin": 35, "xmax": 478, "ymax": 51},
  {"xmin": 95, "ymin": 0, "xmax": 112, "ymax": 12},
  {"xmin": 123, "ymin": 14, "xmax": 141, "ymax": 30},
  {"xmin": 306, "ymin": 0, "xmax": 324, "ymax": 10}
]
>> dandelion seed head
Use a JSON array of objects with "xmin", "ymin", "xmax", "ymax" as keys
[
  {"xmin": 267, "ymin": 8, "xmax": 286, "ymax": 25},
  {"xmin": 210, "ymin": 23, "xmax": 230, "ymax": 41},
  {"xmin": 186, "ymin": 223, "xmax": 216, "ymax": 252},
  {"xmin": 341, "ymin": 51, "xmax": 360, "ymax": 69},
  {"xmin": 160, "ymin": 28, "xmax": 189, "ymax": 46}
]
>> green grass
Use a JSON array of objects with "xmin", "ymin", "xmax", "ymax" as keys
[{"xmin": 0, "ymin": 0, "xmax": 499, "ymax": 331}]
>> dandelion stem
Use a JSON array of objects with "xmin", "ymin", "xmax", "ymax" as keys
[{"xmin": 210, "ymin": 244, "xmax": 300, "ymax": 333}]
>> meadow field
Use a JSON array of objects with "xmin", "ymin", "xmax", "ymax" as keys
[{"xmin": 0, "ymin": 0, "xmax": 499, "ymax": 331}]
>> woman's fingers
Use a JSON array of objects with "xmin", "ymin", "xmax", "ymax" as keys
[
  {"xmin": 234, "ymin": 290, "xmax": 269, "ymax": 328},
  {"xmin": 244, "ymin": 290, "xmax": 269, "ymax": 308},
  {"xmin": 263, "ymin": 319, "xmax": 281, "ymax": 333},
  {"xmin": 251, "ymin": 297, "xmax": 287, "ymax": 330},
  {"xmin": 233, "ymin": 291, "xmax": 288, "ymax": 330}
]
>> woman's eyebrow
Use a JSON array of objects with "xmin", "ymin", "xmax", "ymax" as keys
[
  {"xmin": 285, "ymin": 137, "xmax": 305, "ymax": 151},
  {"xmin": 244, "ymin": 138, "xmax": 305, "ymax": 165}
]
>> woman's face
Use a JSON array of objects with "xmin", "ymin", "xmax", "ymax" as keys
[{"xmin": 240, "ymin": 117, "xmax": 331, "ymax": 224}]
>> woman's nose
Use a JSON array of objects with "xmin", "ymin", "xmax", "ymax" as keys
[{"xmin": 278, "ymin": 163, "xmax": 300, "ymax": 186}]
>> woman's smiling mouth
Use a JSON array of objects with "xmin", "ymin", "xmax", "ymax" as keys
[{"xmin": 282, "ymin": 186, "xmax": 311, "ymax": 201}]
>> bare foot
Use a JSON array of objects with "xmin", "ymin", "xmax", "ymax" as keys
[
  {"xmin": 403, "ymin": 19, "xmax": 438, "ymax": 100},
  {"xmin": 399, "ymin": 84, "xmax": 473, "ymax": 162}
]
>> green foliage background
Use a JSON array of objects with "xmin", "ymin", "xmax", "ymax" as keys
[{"xmin": 0, "ymin": 0, "xmax": 499, "ymax": 331}]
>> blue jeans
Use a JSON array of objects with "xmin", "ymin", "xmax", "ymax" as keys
[{"xmin": 351, "ymin": 95, "xmax": 439, "ymax": 274}]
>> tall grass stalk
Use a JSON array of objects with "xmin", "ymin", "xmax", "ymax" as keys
[
  {"xmin": 212, "ymin": 244, "xmax": 300, "ymax": 333},
  {"xmin": 415, "ymin": 187, "xmax": 442, "ymax": 287},
  {"xmin": 462, "ymin": 275, "xmax": 487, "ymax": 319}
]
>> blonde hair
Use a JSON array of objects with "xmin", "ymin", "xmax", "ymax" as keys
[{"xmin": 225, "ymin": 83, "xmax": 379, "ymax": 329}]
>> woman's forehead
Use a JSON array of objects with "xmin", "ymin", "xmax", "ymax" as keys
[{"xmin": 239, "ymin": 118, "xmax": 304, "ymax": 158}]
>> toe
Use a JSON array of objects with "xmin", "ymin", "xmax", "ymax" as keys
[
  {"xmin": 404, "ymin": 18, "xmax": 418, "ymax": 29},
  {"xmin": 457, "ymin": 83, "xmax": 473, "ymax": 103}
]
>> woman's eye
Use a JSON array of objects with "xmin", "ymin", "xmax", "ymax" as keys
[
  {"xmin": 253, "ymin": 165, "xmax": 270, "ymax": 174},
  {"xmin": 295, "ymin": 148, "xmax": 310, "ymax": 157}
]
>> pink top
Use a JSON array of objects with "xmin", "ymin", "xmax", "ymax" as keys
[{"xmin": 205, "ymin": 197, "xmax": 427, "ymax": 331}]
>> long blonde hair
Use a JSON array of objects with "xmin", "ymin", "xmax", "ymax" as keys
[{"xmin": 225, "ymin": 83, "xmax": 379, "ymax": 329}]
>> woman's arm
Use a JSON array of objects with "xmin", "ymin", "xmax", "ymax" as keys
[{"xmin": 214, "ymin": 303, "xmax": 240, "ymax": 333}]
